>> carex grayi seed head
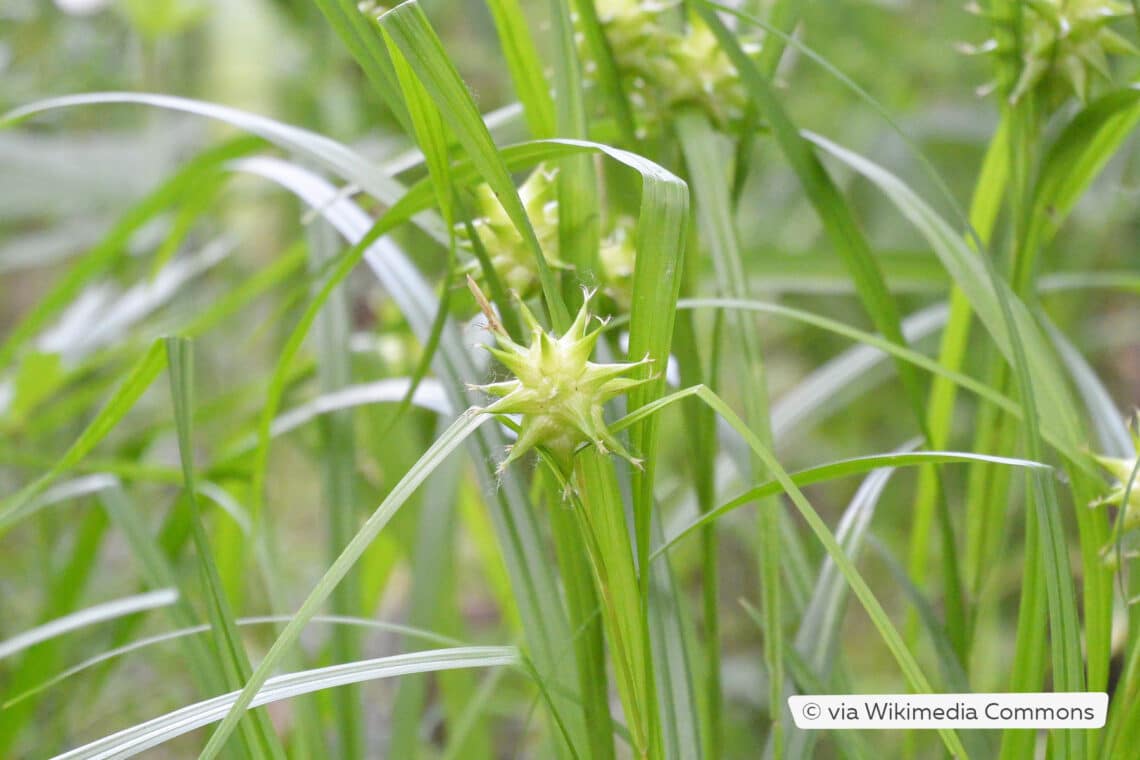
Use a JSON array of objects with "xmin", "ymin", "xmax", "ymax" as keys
[{"xmin": 467, "ymin": 277, "xmax": 652, "ymax": 475}]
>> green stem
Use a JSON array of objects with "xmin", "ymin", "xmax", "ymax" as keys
[
  {"xmin": 572, "ymin": 452, "xmax": 658, "ymax": 759},
  {"xmin": 549, "ymin": 478, "xmax": 616, "ymax": 760}
]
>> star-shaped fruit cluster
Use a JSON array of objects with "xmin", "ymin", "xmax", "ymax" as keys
[
  {"xmin": 469, "ymin": 281, "xmax": 651, "ymax": 473},
  {"xmin": 583, "ymin": 0, "xmax": 758, "ymax": 131},
  {"xmin": 1089, "ymin": 412, "xmax": 1140, "ymax": 566},
  {"xmin": 459, "ymin": 165, "xmax": 639, "ymax": 312},
  {"xmin": 458, "ymin": 164, "xmax": 567, "ymax": 298},
  {"xmin": 963, "ymin": 0, "xmax": 1138, "ymax": 104}
]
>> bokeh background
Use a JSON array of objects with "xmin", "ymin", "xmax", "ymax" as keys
[{"xmin": 3, "ymin": 0, "xmax": 1139, "ymax": 757}]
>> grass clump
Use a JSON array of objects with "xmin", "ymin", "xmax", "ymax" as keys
[{"xmin": 3, "ymin": 1, "xmax": 1140, "ymax": 759}]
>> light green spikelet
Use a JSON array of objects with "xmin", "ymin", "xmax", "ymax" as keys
[
  {"xmin": 584, "ymin": 0, "xmax": 758, "ymax": 131},
  {"xmin": 459, "ymin": 163, "xmax": 569, "ymax": 297},
  {"xmin": 469, "ymin": 281, "xmax": 652, "ymax": 473},
  {"xmin": 963, "ymin": 0, "xmax": 1138, "ymax": 105},
  {"xmin": 598, "ymin": 215, "xmax": 637, "ymax": 309},
  {"xmin": 1089, "ymin": 412, "xmax": 1140, "ymax": 562}
]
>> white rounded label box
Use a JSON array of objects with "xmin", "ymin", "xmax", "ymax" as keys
[{"xmin": 788, "ymin": 693, "xmax": 1108, "ymax": 729}]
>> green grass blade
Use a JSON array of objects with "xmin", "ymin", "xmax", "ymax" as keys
[
  {"xmin": 378, "ymin": 0, "xmax": 569, "ymax": 328},
  {"xmin": 307, "ymin": 218, "xmax": 365, "ymax": 759},
  {"xmin": 164, "ymin": 337, "xmax": 285, "ymax": 760},
  {"xmin": 692, "ymin": 2, "xmax": 929, "ymax": 430},
  {"xmin": 1047, "ymin": 321, "xmax": 1134, "ymax": 458},
  {"xmin": 647, "ymin": 515, "xmax": 702, "ymax": 760},
  {"xmin": 0, "ymin": 136, "xmax": 259, "ymax": 373},
  {"xmin": 548, "ymin": 0, "xmax": 600, "ymax": 277},
  {"xmin": 692, "ymin": 10, "xmax": 975, "ymax": 663},
  {"xmin": 0, "ymin": 341, "xmax": 167, "ymax": 531},
  {"xmin": 807, "ymin": 136, "xmax": 1093, "ymax": 758},
  {"xmin": 804, "ymin": 133, "xmax": 1084, "ymax": 449},
  {"xmin": 653, "ymin": 298, "xmax": 1084, "ymax": 464},
  {"xmin": 546, "ymin": 475, "xmax": 616, "ymax": 760},
  {"xmin": 235, "ymin": 155, "xmax": 591, "ymax": 757},
  {"xmin": 5, "ymin": 615, "xmax": 466, "ymax": 710},
  {"xmin": 198, "ymin": 409, "xmax": 488, "ymax": 758},
  {"xmin": 621, "ymin": 151, "xmax": 688, "ymax": 760},
  {"xmin": 1018, "ymin": 87, "xmax": 1140, "ymax": 290},
  {"xmin": 731, "ymin": 0, "xmax": 802, "ymax": 199},
  {"xmin": 672, "ymin": 306, "xmax": 723, "ymax": 759},
  {"xmin": 97, "ymin": 485, "xmax": 237, "ymax": 695},
  {"xmin": 485, "ymin": 0, "xmax": 556, "ymax": 138},
  {"xmin": 2, "ymin": 93, "xmax": 448, "ymax": 240},
  {"xmin": 308, "ymin": 0, "xmax": 412, "ymax": 132},
  {"xmin": 910, "ymin": 114, "xmax": 1006, "ymax": 671},
  {"xmin": 383, "ymin": 24, "xmax": 456, "ymax": 225},
  {"xmin": 770, "ymin": 304, "xmax": 947, "ymax": 442},
  {"xmin": 781, "ymin": 458, "xmax": 901, "ymax": 759},
  {"xmin": 56, "ymin": 647, "xmax": 518, "ymax": 760},
  {"xmin": 868, "ymin": 537, "xmax": 992, "ymax": 759},
  {"xmin": 0, "ymin": 589, "xmax": 176, "ymax": 661},
  {"xmin": 675, "ymin": 107, "xmax": 782, "ymax": 755},
  {"xmin": 570, "ymin": 451, "xmax": 656, "ymax": 756},
  {"xmin": 389, "ymin": 445, "xmax": 491, "ymax": 759},
  {"xmin": 0, "ymin": 505, "xmax": 110, "ymax": 754},
  {"xmin": 656, "ymin": 449, "xmax": 1049, "ymax": 558},
  {"xmin": 691, "ymin": 385, "xmax": 969, "ymax": 758}
]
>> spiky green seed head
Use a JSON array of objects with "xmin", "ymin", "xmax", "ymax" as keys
[
  {"xmin": 584, "ymin": 1, "xmax": 758, "ymax": 131},
  {"xmin": 1089, "ymin": 412, "xmax": 1140, "ymax": 562},
  {"xmin": 963, "ymin": 0, "xmax": 1138, "ymax": 105},
  {"xmin": 458, "ymin": 164, "xmax": 639, "ymax": 315},
  {"xmin": 458, "ymin": 164, "xmax": 569, "ymax": 297},
  {"xmin": 468, "ymin": 281, "xmax": 652, "ymax": 474}
]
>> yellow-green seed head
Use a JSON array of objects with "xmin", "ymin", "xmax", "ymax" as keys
[
  {"xmin": 469, "ymin": 281, "xmax": 652, "ymax": 473},
  {"xmin": 964, "ymin": 0, "xmax": 1138, "ymax": 104},
  {"xmin": 584, "ymin": 1, "xmax": 757, "ymax": 131},
  {"xmin": 1089, "ymin": 412, "xmax": 1140, "ymax": 562},
  {"xmin": 458, "ymin": 164, "xmax": 639, "ymax": 315},
  {"xmin": 598, "ymin": 216, "xmax": 638, "ymax": 308},
  {"xmin": 459, "ymin": 164, "xmax": 568, "ymax": 297}
]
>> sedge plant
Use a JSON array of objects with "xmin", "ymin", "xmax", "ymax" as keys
[{"xmin": 2, "ymin": 1, "xmax": 1140, "ymax": 759}]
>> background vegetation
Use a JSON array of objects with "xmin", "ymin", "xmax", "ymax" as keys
[{"xmin": 2, "ymin": 0, "xmax": 1139, "ymax": 758}]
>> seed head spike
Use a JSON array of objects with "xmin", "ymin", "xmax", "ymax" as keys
[{"xmin": 469, "ymin": 282, "xmax": 653, "ymax": 473}]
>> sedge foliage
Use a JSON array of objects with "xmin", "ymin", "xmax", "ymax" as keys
[{"xmin": 2, "ymin": 1, "xmax": 1140, "ymax": 759}]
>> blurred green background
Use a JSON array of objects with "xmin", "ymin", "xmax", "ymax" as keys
[{"xmin": 3, "ymin": 1, "xmax": 1139, "ymax": 757}]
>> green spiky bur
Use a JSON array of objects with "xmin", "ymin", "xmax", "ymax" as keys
[
  {"xmin": 584, "ymin": 0, "xmax": 757, "ymax": 131},
  {"xmin": 1091, "ymin": 451, "xmax": 1140, "ymax": 532},
  {"xmin": 1089, "ymin": 413, "xmax": 1140, "ymax": 563},
  {"xmin": 469, "ymin": 282, "xmax": 652, "ymax": 474},
  {"xmin": 459, "ymin": 164, "xmax": 638, "ymax": 309},
  {"xmin": 963, "ymin": 0, "xmax": 1138, "ymax": 104},
  {"xmin": 459, "ymin": 164, "xmax": 568, "ymax": 297}
]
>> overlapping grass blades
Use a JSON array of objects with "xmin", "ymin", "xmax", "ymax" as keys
[
  {"xmin": 55, "ymin": 647, "xmax": 519, "ymax": 759},
  {"xmin": 0, "ymin": 341, "xmax": 167, "ymax": 531},
  {"xmin": 807, "ymin": 138, "xmax": 1096, "ymax": 757},
  {"xmin": 15, "ymin": 54, "xmax": 684, "ymax": 760},
  {"xmin": 5, "ymin": 1, "xmax": 1140, "ymax": 757},
  {"xmin": 165, "ymin": 337, "xmax": 287, "ymax": 760}
]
